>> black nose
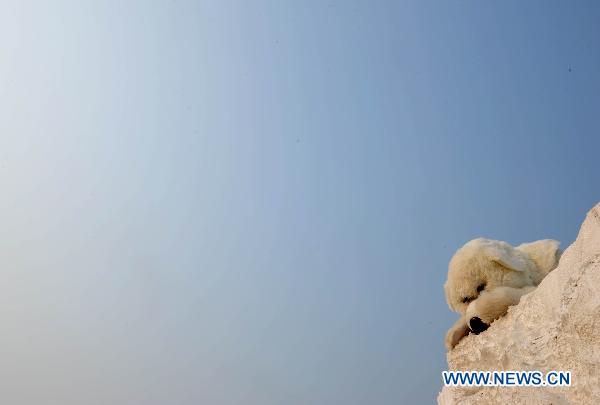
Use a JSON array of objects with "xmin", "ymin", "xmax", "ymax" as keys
[{"xmin": 469, "ymin": 317, "xmax": 489, "ymax": 334}]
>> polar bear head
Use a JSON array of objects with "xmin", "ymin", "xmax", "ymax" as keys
[{"xmin": 444, "ymin": 238, "xmax": 561, "ymax": 334}]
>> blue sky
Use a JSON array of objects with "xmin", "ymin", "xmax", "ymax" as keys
[{"xmin": 1, "ymin": 1, "xmax": 600, "ymax": 404}]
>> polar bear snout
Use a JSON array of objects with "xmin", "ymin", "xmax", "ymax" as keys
[{"xmin": 469, "ymin": 317, "xmax": 488, "ymax": 334}]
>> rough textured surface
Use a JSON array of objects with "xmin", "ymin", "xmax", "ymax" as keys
[{"xmin": 438, "ymin": 202, "xmax": 600, "ymax": 405}]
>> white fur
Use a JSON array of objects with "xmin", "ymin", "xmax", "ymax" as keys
[{"xmin": 444, "ymin": 238, "xmax": 561, "ymax": 350}]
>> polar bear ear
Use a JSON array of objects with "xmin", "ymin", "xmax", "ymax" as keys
[
  {"xmin": 483, "ymin": 240, "xmax": 530, "ymax": 272},
  {"xmin": 516, "ymin": 239, "xmax": 561, "ymax": 274}
]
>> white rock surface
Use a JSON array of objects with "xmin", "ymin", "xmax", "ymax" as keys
[{"xmin": 438, "ymin": 202, "xmax": 600, "ymax": 405}]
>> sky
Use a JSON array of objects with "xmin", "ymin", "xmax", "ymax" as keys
[{"xmin": 1, "ymin": 1, "xmax": 600, "ymax": 404}]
